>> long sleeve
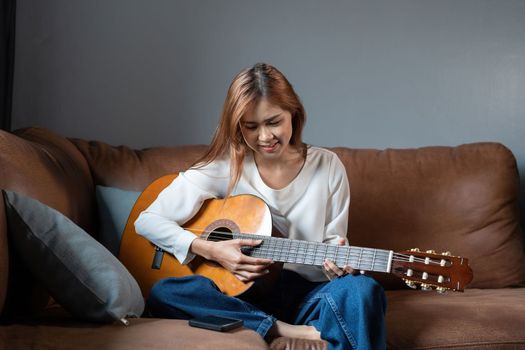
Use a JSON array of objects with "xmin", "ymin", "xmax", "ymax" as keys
[{"xmin": 134, "ymin": 160, "xmax": 229, "ymax": 264}]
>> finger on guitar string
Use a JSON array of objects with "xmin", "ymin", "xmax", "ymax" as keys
[
  {"xmin": 323, "ymin": 259, "xmax": 356, "ymax": 279},
  {"xmin": 323, "ymin": 258, "xmax": 343, "ymax": 276},
  {"xmin": 336, "ymin": 237, "xmax": 347, "ymax": 245},
  {"xmin": 323, "ymin": 259, "xmax": 338, "ymax": 280},
  {"xmin": 206, "ymin": 237, "xmax": 273, "ymax": 280},
  {"xmin": 234, "ymin": 267, "xmax": 271, "ymax": 282},
  {"xmin": 235, "ymin": 238, "xmax": 273, "ymax": 265},
  {"xmin": 233, "ymin": 246, "xmax": 272, "ymax": 281},
  {"xmin": 238, "ymin": 238, "xmax": 263, "ymax": 244},
  {"xmin": 323, "ymin": 270, "xmax": 335, "ymax": 281},
  {"xmin": 234, "ymin": 238, "xmax": 266, "ymax": 248},
  {"xmin": 236, "ymin": 256, "xmax": 273, "ymax": 272},
  {"xmin": 343, "ymin": 265, "xmax": 357, "ymax": 275}
]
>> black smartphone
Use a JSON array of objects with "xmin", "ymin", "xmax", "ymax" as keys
[{"xmin": 189, "ymin": 315, "xmax": 244, "ymax": 332}]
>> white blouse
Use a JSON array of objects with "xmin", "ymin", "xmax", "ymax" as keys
[{"xmin": 134, "ymin": 146, "xmax": 350, "ymax": 281}]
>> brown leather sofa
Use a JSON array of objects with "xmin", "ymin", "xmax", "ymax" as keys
[{"xmin": 1, "ymin": 127, "xmax": 524, "ymax": 349}]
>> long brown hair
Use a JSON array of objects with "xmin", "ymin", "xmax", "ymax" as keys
[{"xmin": 193, "ymin": 63, "xmax": 307, "ymax": 196}]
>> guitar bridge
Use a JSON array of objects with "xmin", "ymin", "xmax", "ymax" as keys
[{"xmin": 152, "ymin": 246, "xmax": 164, "ymax": 269}]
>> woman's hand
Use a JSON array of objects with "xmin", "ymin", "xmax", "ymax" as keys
[
  {"xmin": 191, "ymin": 238, "xmax": 273, "ymax": 282},
  {"xmin": 323, "ymin": 237, "xmax": 355, "ymax": 281}
]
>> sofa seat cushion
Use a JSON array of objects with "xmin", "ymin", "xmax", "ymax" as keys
[
  {"xmin": 269, "ymin": 337, "xmax": 327, "ymax": 350},
  {"xmin": 386, "ymin": 288, "xmax": 525, "ymax": 349},
  {"xmin": 0, "ymin": 316, "xmax": 269, "ymax": 350}
]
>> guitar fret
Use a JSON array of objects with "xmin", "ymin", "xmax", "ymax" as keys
[
  {"xmin": 330, "ymin": 245, "xmax": 337, "ymax": 261},
  {"xmin": 377, "ymin": 251, "xmax": 388, "ymax": 272},
  {"xmin": 362, "ymin": 248, "xmax": 373, "ymax": 270},
  {"xmin": 337, "ymin": 246, "xmax": 346, "ymax": 267},
  {"xmin": 342, "ymin": 246, "xmax": 350, "ymax": 267},
  {"xmin": 289, "ymin": 239, "xmax": 297, "ymax": 263},
  {"xmin": 307, "ymin": 242, "xmax": 314, "ymax": 264},
  {"xmin": 299, "ymin": 241, "xmax": 307, "ymax": 264},
  {"xmin": 286, "ymin": 239, "xmax": 295, "ymax": 263},
  {"xmin": 333, "ymin": 245, "xmax": 338, "ymax": 265},
  {"xmin": 337, "ymin": 246, "xmax": 344, "ymax": 267},
  {"xmin": 361, "ymin": 248, "xmax": 370, "ymax": 270},
  {"xmin": 305, "ymin": 242, "xmax": 312, "ymax": 265},
  {"xmin": 309, "ymin": 242, "xmax": 317, "ymax": 265},
  {"xmin": 275, "ymin": 239, "xmax": 283, "ymax": 259},
  {"xmin": 356, "ymin": 248, "xmax": 364, "ymax": 269},
  {"xmin": 290, "ymin": 240, "xmax": 299, "ymax": 263},
  {"xmin": 304, "ymin": 241, "xmax": 313, "ymax": 264},
  {"xmin": 313, "ymin": 242, "xmax": 320, "ymax": 265},
  {"xmin": 266, "ymin": 236, "xmax": 275, "ymax": 260}
]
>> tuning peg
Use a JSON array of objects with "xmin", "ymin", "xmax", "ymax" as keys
[
  {"xmin": 426, "ymin": 249, "xmax": 436, "ymax": 254},
  {"xmin": 441, "ymin": 251, "xmax": 451, "ymax": 256},
  {"xmin": 404, "ymin": 279, "xmax": 417, "ymax": 289},
  {"xmin": 420, "ymin": 283, "xmax": 432, "ymax": 291},
  {"xmin": 410, "ymin": 248, "xmax": 420, "ymax": 252},
  {"xmin": 436, "ymin": 287, "xmax": 447, "ymax": 294}
]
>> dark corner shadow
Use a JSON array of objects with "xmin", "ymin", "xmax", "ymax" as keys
[{"xmin": 519, "ymin": 170, "xmax": 525, "ymax": 240}]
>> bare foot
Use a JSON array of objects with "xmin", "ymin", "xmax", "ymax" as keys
[{"xmin": 267, "ymin": 320, "xmax": 321, "ymax": 341}]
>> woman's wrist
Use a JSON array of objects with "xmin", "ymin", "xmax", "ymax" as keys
[{"xmin": 190, "ymin": 238, "xmax": 214, "ymax": 260}]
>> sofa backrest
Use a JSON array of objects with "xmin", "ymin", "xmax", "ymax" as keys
[
  {"xmin": 0, "ymin": 128, "xmax": 96, "ymax": 318},
  {"xmin": 69, "ymin": 138, "xmax": 208, "ymax": 191},
  {"xmin": 335, "ymin": 144, "xmax": 525, "ymax": 289}
]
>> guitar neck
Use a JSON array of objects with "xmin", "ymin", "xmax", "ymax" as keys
[{"xmin": 231, "ymin": 233, "xmax": 393, "ymax": 273}]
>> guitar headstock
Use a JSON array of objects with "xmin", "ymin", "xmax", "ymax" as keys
[{"xmin": 391, "ymin": 248, "xmax": 473, "ymax": 293}]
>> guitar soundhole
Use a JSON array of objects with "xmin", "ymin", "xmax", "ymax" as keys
[
  {"xmin": 208, "ymin": 227, "xmax": 234, "ymax": 242},
  {"xmin": 204, "ymin": 219, "xmax": 240, "ymax": 242}
]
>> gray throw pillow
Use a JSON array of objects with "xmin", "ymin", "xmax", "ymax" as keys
[
  {"xmin": 3, "ymin": 190, "xmax": 144, "ymax": 323},
  {"xmin": 95, "ymin": 186, "xmax": 140, "ymax": 257}
]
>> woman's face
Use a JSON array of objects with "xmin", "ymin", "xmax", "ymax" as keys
[{"xmin": 240, "ymin": 98, "xmax": 294, "ymax": 161}]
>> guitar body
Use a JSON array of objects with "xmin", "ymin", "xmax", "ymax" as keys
[{"xmin": 119, "ymin": 174, "xmax": 274, "ymax": 298}]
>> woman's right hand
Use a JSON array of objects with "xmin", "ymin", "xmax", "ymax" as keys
[{"xmin": 191, "ymin": 238, "xmax": 273, "ymax": 282}]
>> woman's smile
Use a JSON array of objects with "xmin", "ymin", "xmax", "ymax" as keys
[
  {"xmin": 259, "ymin": 142, "xmax": 279, "ymax": 153},
  {"xmin": 240, "ymin": 98, "xmax": 294, "ymax": 162}
]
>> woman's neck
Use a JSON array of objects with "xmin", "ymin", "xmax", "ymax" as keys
[{"xmin": 253, "ymin": 146, "xmax": 306, "ymax": 189}]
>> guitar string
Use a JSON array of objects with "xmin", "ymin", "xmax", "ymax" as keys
[{"xmin": 182, "ymin": 228, "xmax": 446, "ymax": 267}]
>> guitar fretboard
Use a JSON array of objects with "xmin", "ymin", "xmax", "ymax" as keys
[{"xmin": 208, "ymin": 232, "xmax": 393, "ymax": 273}]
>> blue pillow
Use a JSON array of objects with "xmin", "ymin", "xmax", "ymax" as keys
[
  {"xmin": 96, "ymin": 186, "xmax": 140, "ymax": 256},
  {"xmin": 3, "ymin": 190, "xmax": 144, "ymax": 323}
]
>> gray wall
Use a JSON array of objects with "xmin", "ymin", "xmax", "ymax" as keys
[{"xmin": 12, "ymin": 0, "xmax": 525, "ymax": 221}]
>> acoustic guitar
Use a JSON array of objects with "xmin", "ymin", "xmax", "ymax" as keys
[{"xmin": 119, "ymin": 174, "xmax": 473, "ymax": 298}]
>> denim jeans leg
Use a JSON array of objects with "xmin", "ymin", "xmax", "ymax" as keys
[
  {"xmin": 146, "ymin": 275, "xmax": 276, "ymax": 338},
  {"xmin": 294, "ymin": 274, "xmax": 387, "ymax": 350}
]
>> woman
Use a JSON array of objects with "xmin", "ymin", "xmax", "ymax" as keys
[{"xmin": 135, "ymin": 63, "xmax": 386, "ymax": 350}]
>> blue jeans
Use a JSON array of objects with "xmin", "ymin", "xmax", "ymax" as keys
[{"xmin": 146, "ymin": 270, "xmax": 386, "ymax": 350}]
